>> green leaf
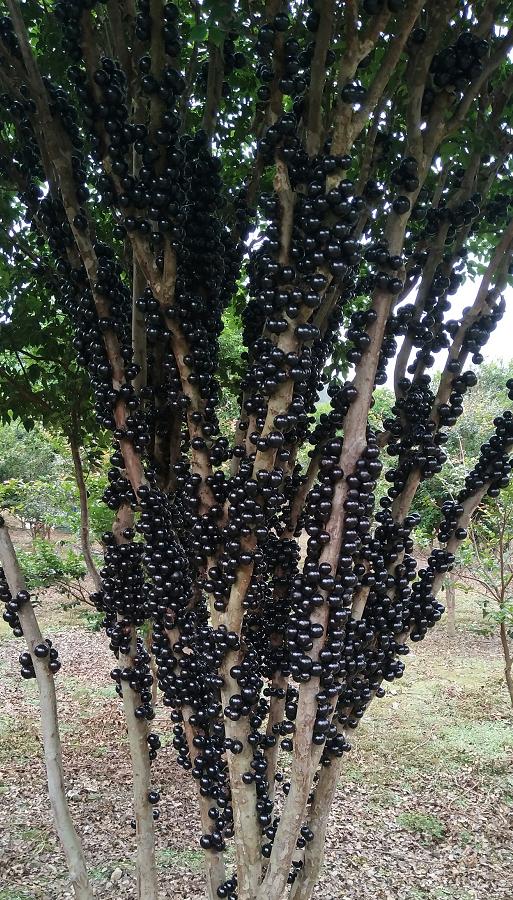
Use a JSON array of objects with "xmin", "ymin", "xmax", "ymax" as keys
[
  {"xmin": 209, "ymin": 25, "xmax": 226, "ymax": 46},
  {"xmin": 190, "ymin": 22, "xmax": 208, "ymax": 42}
]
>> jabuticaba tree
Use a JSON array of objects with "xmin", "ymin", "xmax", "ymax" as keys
[{"xmin": 2, "ymin": 1, "xmax": 513, "ymax": 898}]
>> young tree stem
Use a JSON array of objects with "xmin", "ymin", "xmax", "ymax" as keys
[{"xmin": 0, "ymin": 522, "xmax": 92, "ymax": 900}]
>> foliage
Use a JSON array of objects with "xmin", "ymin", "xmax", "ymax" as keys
[
  {"xmin": 444, "ymin": 362, "xmax": 513, "ymax": 463},
  {"xmin": 412, "ymin": 363, "xmax": 513, "ymax": 544},
  {"xmin": 84, "ymin": 472, "xmax": 113, "ymax": 541},
  {"xmin": 413, "ymin": 459, "xmax": 468, "ymax": 547},
  {"xmin": 0, "ymin": 420, "xmax": 109, "ymax": 541},
  {"xmin": 16, "ymin": 538, "xmax": 88, "ymax": 603},
  {"xmin": 218, "ymin": 297, "xmax": 246, "ymax": 397},
  {"xmin": 0, "ymin": 285, "xmax": 93, "ymax": 442},
  {"xmin": 79, "ymin": 609, "xmax": 104, "ymax": 631},
  {"xmin": 0, "ymin": 420, "xmax": 65, "ymax": 483},
  {"xmin": 458, "ymin": 485, "xmax": 513, "ymax": 635},
  {"xmin": 369, "ymin": 388, "xmax": 395, "ymax": 434},
  {"xmin": 396, "ymin": 811, "xmax": 447, "ymax": 842},
  {"xmin": 456, "ymin": 484, "xmax": 513, "ymax": 705},
  {"xmin": 0, "ymin": 477, "xmax": 75, "ymax": 536}
]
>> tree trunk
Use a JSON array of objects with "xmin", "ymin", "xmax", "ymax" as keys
[
  {"xmin": 288, "ymin": 752, "xmax": 340, "ymax": 900},
  {"xmin": 0, "ymin": 522, "xmax": 92, "ymax": 900},
  {"xmin": 112, "ymin": 503, "xmax": 159, "ymax": 900},
  {"xmin": 120, "ymin": 631, "xmax": 160, "ymax": 900},
  {"xmin": 446, "ymin": 574, "xmax": 456, "ymax": 640},
  {"xmin": 69, "ymin": 430, "xmax": 101, "ymax": 591},
  {"xmin": 499, "ymin": 621, "xmax": 513, "ymax": 708},
  {"xmin": 144, "ymin": 626, "xmax": 158, "ymax": 708},
  {"xmin": 132, "ymin": 258, "xmax": 147, "ymax": 393}
]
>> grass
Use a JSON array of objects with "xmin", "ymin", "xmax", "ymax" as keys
[
  {"xmin": 397, "ymin": 811, "xmax": 447, "ymax": 842},
  {"xmin": 432, "ymin": 891, "xmax": 474, "ymax": 900},
  {"xmin": 457, "ymin": 828, "xmax": 476, "ymax": 847},
  {"xmin": 156, "ymin": 848, "xmax": 205, "ymax": 871},
  {"xmin": 0, "ymin": 716, "xmax": 39, "ymax": 764},
  {"xmin": 502, "ymin": 773, "xmax": 513, "ymax": 803},
  {"xmin": 439, "ymin": 720, "xmax": 513, "ymax": 761},
  {"xmin": 64, "ymin": 676, "xmax": 114, "ymax": 702},
  {"xmin": 347, "ymin": 633, "xmax": 513, "ymax": 779},
  {"xmin": 0, "ymin": 891, "xmax": 32, "ymax": 900},
  {"xmin": 407, "ymin": 887, "xmax": 474, "ymax": 900},
  {"xmin": 77, "ymin": 609, "xmax": 103, "ymax": 632},
  {"xmin": 88, "ymin": 860, "xmax": 135, "ymax": 882},
  {"xmin": 90, "ymin": 849, "xmax": 208, "ymax": 880},
  {"xmin": 14, "ymin": 825, "xmax": 52, "ymax": 851}
]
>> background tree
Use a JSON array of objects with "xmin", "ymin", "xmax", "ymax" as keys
[
  {"xmin": 1, "ymin": 3, "xmax": 513, "ymax": 900},
  {"xmin": 0, "ymin": 416, "xmax": 107, "ymax": 574},
  {"xmin": 456, "ymin": 483, "xmax": 513, "ymax": 707},
  {"xmin": 0, "ymin": 421, "xmax": 73, "ymax": 537},
  {"xmin": 0, "ymin": 289, "xmax": 108, "ymax": 583},
  {"xmin": 407, "ymin": 363, "xmax": 513, "ymax": 637}
]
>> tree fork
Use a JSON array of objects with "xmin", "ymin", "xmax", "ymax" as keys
[{"xmin": 69, "ymin": 421, "xmax": 102, "ymax": 591}]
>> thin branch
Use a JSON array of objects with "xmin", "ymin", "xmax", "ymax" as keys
[
  {"xmin": 112, "ymin": 505, "xmax": 159, "ymax": 900},
  {"xmin": 446, "ymin": 26, "xmax": 513, "ymax": 136},
  {"xmin": 202, "ymin": 41, "xmax": 225, "ymax": 142},
  {"xmin": 0, "ymin": 521, "xmax": 92, "ymax": 900},
  {"xmin": 305, "ymin": 0, "xmax": 335, "ymax": 157}
]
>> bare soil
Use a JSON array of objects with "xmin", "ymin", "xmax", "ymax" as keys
[{"xmin": 0, "ymin": 534, "xmax": 512, "ymax": 900}]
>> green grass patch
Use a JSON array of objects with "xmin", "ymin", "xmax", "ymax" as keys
[
  {"xmin": 432, "ymin": 890, "xmax": 473, "ymax": 900},
  {"xmin": 439, "ymin": 721, "xmax": 513, "ymax": 762},
  {"xmin": 64, "ymin": 676, "xmax": 114, "ymax": 701},
  {"xmin": 397, "ymin": 811, "xmax": 447, "ymax": 841},
  {"xmin": 0, "ymin": 716, "xmax": 39, "ymax": 763},
  {"xmin": 15, "ymin": 825, "xmax": 52, "ymax": 849},
  {"xmin": 77, "ymin": 610, "xmax": 103, "ymax": 632},
  {"xmin": 88, "ymin": 860, "xmax": 135, "ymax": 882},
  {"xmin": 0, "ymin": 891, "xmax": 32, "ymax": 900},
  {"xmin": 156, "ymin": 848, "xmax": 204, "ymax": 871},
  {"xmin": 457, "ymin": 828, "xmax": 477, "ymax": 848}
]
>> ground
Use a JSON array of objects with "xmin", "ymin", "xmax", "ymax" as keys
[{"xmin": 0, "ymin": 533, "xmax": 512, "ymax": 899}]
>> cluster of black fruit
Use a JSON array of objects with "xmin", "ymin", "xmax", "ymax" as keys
[
  {"xmin": 335, "ymin": 373, "xmax": 510, "ymax": 732},
  {"xmin": 363, "ymin": 0, "xmax": 410, "ymax": 14},
  {"xmin": 45, "ymin": 0, "xmax": 274, "ymax": 863},
  {"xmin": 423, "ymin": 30, "xmax": 488, "ymax": 113},
  {"xmin": 0, "ymin": 569, "xmax": 24, "ymax": 640},
  {"xmin": 18, "ymin": 641, "xmax": 61, "ymax": 678},
  {"xmin": 394, "ymin": 220, "xmax": 504, "ymax": 384},
  {"xmin": 438, "ymin": 400, "xmax": 513, "ymax": 546},
  {"xmin": 290, "ymin": 264, "xmax": 509, "ymax": 764},
  {"xmin": 0, "ymin": 552, "xmax": 62, "ymax": 678},
  {"xmin": 429, "ymin": 31, "xmax": 488, "ymax": 90},
  {"xmin": 401, "ymin": 405, "xmax": 513, "ymax": 643},
  {"xmin": 254, "ymin": 4, "xmax": 332, "ymax": 113},
  {"xmin": 3, "ymin": 1, "xmax": 513, "ymax": 893},
  {"xmin": 197, "ymin": 32, "xmax": 246, "ymax": 99}
]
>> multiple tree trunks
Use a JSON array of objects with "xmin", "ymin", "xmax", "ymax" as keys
[{"xmin": 1, "ymin": 2, "xmax": 513, "ymax": 900}]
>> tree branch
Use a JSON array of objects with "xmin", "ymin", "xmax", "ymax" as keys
[
  {"xmin": 305, "ymin": 0, "xmax": 335, "ymax": 157},
  {"xmin": 0, "ymin": 520, "xmax": 92, "ymax": 900},
  {"xmin": 202, "ymin": 41, "xmax": 225, "ymax": 142}
]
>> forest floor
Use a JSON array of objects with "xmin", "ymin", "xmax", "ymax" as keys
[{"xmin": 0, "ymin": 529, "xmax": 512, "ymax": 900}]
